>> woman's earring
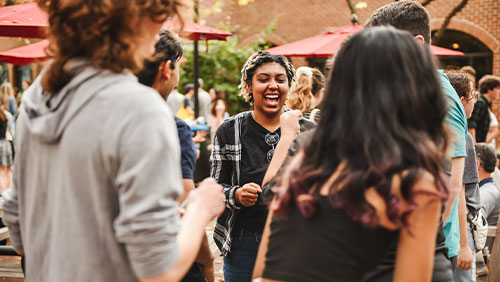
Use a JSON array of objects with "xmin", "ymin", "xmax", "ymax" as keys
[{"xmin": 249, "ymin": 93, "xmax": 254, "ymax": 103}]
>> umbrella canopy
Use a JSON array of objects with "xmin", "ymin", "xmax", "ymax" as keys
[
  {"xmin": 0, "ymin": 39, "xmax": 48, "ymax": 65},
  {"xmin": 0, "ymin": 3, "xmax": 234, "ymax": 41},
  {"xmin": 429, "ymin": 45, "xmax": 465, "ymax": 57},
  {"xmin": 162, "ymin": 20, "xmax": 232, "ymax": 41},
  {"xmin": 265, "ymin": 25, "xmax": 464, "ymax": 58},
  {"xmin": 266, "ymin": 25, "xmax": 363, "ymax": 58},
  {"xmin": 162, "ymin": 20, "xmax": 231, "ymax": 118},
  {"xmin": 0, "ymin": 3, "xmax": 47, "ymax": 38}
]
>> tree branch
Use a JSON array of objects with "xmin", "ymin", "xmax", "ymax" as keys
[
  {"xmin": 345, "ymin": 0, "xmax": 360, "ymax": 25},
  {"xmin": 432, "ymin": 0, "xmax": 468, "ymax": 44},
  {"xmin": 421, "ymin": 0, "xmax": 434, "ymax": 6}
]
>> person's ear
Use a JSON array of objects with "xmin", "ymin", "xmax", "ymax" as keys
[
  {"xmin": 477, "ymin": 160, "xmax": 481, "ymax": 170},
  {"xmin": 162, "ymin": 61, "xmax": 172, "ymax": 82},
  {"xmin": 414, "ymin": 35, "xmax": 425, "ymax": 44}
]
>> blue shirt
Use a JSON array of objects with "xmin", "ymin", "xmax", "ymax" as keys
[
  {"xmin": 440, "ymin": 70, "xmax": 467, "ymax": 158},
  {"xmin": 439, "ymin": 69, "xmax": 468, "ymax": 258},
  {"xmin": 175, "ymin": 117, "xmax": 197, "ymax": 180}
]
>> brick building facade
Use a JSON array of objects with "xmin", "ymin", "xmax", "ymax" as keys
[
  {"xmin": 203, "ymin": 0, "xmax": 499, "ymax": 75},
  {"xmin": 203, "ymin": 0, "xmax": 500, "ymax": 142}
]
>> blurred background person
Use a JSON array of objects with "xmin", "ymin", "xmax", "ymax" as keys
[
  {"xmin": 286, "ymin": 66, "xmax": 325, "ymax": 123},
  {"xmin": 487, "ymin": 111, "xmax": 498, "ymax": 149},
  {"xmin": 0, "ymin": 82, "xmax": 17, "ymax": 117},
  {"xmin": 468, "ymin": 75, "xmax": 500, "ymax": 143},
  {"xmin": 0, "ymin": 102, "xmax": 14, "ymax": 192},
  {"xmin": 475, "ymin": 143, "xmax": 500, "ymax": 252},
  {"xmin": 167, "ymin": 85, "xmax": 184, "ymax": 115},
  {"xmin": 208, "ymin": 90, "xmax": 229, "ymax": 140}
]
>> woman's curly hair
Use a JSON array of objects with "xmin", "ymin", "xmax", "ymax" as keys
[
  {"xmin": 287, "ymin": 67, "xmax": 325, "ymax": 114},
  {"xmin": 238, "ymin": 51, "xmax": 295, "ymax": 104},
  {"xmin": 38, "ymin": 0, "xmax": 184, "ymax": 94}
]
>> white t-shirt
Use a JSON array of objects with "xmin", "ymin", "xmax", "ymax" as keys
[{"xmin": 489, "ymin": 111, "xmax": 498, "ymax": 149}]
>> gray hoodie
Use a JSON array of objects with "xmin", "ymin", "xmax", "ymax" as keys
[{"xmin": 2, "ymin": 61, "xmax": 183, "ymax": 281}]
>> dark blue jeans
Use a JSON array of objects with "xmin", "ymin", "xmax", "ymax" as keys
[{"xmin": 223, "ymin": 229, "xmax": 261, "ymax": 282}]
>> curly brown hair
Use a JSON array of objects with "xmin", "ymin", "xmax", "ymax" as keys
[
  {"xmin": 445, "ymin": 71, "xmax": 474, "ymax": 100},
  {"xmin": 38, "ymin": 0, "xmax": 184, "ymax": 94},
  {"xmin": 287, "ymin": 67, "xmax": 325, "ymax": 114},
  {"xmin": 238, "ymin": 51, "xmax": 295, "ymax": 104}
]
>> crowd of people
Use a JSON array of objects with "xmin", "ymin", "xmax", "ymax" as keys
[{"xmin": 0, "ymin": 0, "xmax": 499, "ymax": 282}]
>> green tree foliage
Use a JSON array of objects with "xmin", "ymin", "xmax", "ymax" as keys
[{"xmin": 179, "ymin": 24, "xmax": 276, "ymax": 114}]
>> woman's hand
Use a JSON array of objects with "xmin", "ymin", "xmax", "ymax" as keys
[{"xmin": 235, "ymin": 183, "xmax": 262, "ymax": 207}]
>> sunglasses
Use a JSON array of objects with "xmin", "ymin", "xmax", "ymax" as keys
[{"xmin": 265, "ymin": 132, "xmax": 280, "ymax": 162}]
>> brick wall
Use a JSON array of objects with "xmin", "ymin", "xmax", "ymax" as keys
[
  {"xmin": 203, "ymin": 0, "xmax": 499, "ymax": 74},
  {"xmin": 203, "ymin": 0, "xmax": 500, "ymax": 145}
]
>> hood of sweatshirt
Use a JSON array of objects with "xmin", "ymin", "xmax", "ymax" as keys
[{"xmin": 21, "ymin": 60, "xmax": 133, "ymax": 143}]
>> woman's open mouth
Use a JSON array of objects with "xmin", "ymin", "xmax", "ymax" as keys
[{"xmin": 264, "ymin": 94, "xmax": 280, "ymax": 107}]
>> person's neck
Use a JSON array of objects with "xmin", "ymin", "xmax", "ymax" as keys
[
  {"xmin": 311, "ymin": 96, "xmax": 321, "ymax": 109},
  {"xmin": 482, "ymin": 93, "xmax": 492, "ymax": 103},
  {"xmin": 252, "ymin": 110, "xmax": 282, "ymax": 132},
  {"xmin": 478, "ymin": 170, "xmax": 492, "ymax": 182}
]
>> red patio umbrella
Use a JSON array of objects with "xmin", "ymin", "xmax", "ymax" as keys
[
  {"xmin": 429, "ymin": 45, "xmax": 465, "ymax": 57},
  {"xmin": 0, "ymin": 39, "xmax": 48, "ymax": 65},
  {"xmin": 0, "ymin": 3, "xmax": 234, "ymax": 41},
  {"xmin": 162, "ymin": 20, "xmax": 232, "ymax": 41},
  {"xmin": 266, "ymin": 25, "xmax": 363, "ymax": 58},
  {"xmin": 162, "ymin": 19, "xmax": 232, "ymax": 118},
  {"xmin": 0, "ymin": 3, "xmax": 233, "ymax": 117},
  {"xmin": 0, "ymin": 3, "xmax": 47, "ymax": 38},
  {"xmin": 265, "ymin": 25, "xmax": 464, "ymax": 58}
]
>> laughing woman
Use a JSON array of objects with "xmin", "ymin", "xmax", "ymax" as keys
[{"xmin": 210, "ymin": 51, "xmax": 314, "ymax": 282}]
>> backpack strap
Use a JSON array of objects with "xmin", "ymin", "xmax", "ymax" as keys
[{"xmin": 309, "ymin": 109, "xmax": 320, "ymax": 123}]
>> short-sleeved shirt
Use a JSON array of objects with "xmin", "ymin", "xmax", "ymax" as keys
[
  {"xmin": 439, "ymin": 70, "xmax": 467, "ymax": 159},
  {"xmin": 463, "ymin": 133, "xmax": 481, "ymax": 216},
  {"xmin": 236, "ymin": 114, "xmax": 281, "ymax": 233},
  {"xmin": 439, "ymin": 69, "xmax": 467, "ymax": 258},
  {"xmin": 468, "ymin": 94, "xmax": 491, "ymax": 142},
  {"xmin": 175, "ymin": 117, "xmax": 197, "ymax": 180},
  {"xmin": 479, "ymin": 178, "xmax": 500, "ymax": 226},
  {"xmin": 443, "ymin": 197, "xmax": 460, "ymax": 258}
]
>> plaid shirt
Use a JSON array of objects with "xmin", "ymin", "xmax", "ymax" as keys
[
  {"xmin": 468, "ymin": 94, "xmax": 491, "ymax": 142},
  {"xmin": 210, "ymin": 111, "xmax": 315, "ymax": 256}
]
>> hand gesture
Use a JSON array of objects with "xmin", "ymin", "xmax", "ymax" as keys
[
  {"xmin": 235, "ymin": 183, "xmax": 262, "ymax": 207},
  {"xmin": 280, "ymin": 110, "xmax": 301, "ymax": 140},
  {"xmin": 193, "ymin": 130, "xmax": 207, "ymax": 143},
  {"xmin": 188, "ymin": 178, "xmax": 225, "ymax": 221}
]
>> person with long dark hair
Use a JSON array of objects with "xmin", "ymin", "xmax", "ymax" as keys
[{"xmin": 253, "ymin": 27, "xmax": 450, "ymax": 282}]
